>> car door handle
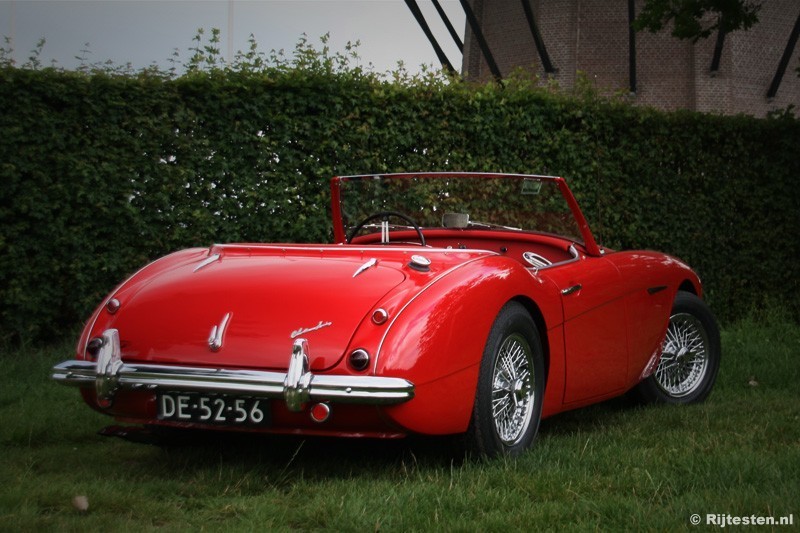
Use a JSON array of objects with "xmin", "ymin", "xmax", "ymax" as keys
[{"xmin": 561, "ymin": 284, "xmax": 582, "ymax": 296}]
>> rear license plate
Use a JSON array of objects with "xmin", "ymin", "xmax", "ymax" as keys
[{"xmin": 157, "ymin": 392, "xmax": 270, "ymax": 426}]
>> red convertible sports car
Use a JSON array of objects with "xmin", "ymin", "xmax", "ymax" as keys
[{"xmin": 53, "ymin": 173, "xmax": 720, "ymax": 457}]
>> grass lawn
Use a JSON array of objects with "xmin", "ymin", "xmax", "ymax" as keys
[{"xmin": 1, "ymin": 312, "xmax": 797, "ymax": 531}]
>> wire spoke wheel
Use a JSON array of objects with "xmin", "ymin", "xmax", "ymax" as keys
[
  {"xmin": 468, "ymin": 301, "xmax": 544, "ymax": 457},
  {"xmin": 491, "ymin": 333, "xmax": 535, "ymax": 445},
  {"xmin": 654, "ymin": 312, "xmax": 710, "ymax": 397},
  {"xmin": 632, "ymin": 292, "xmax": 720, "ymax": 405}
]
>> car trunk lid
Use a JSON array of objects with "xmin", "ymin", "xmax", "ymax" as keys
[{"xmin": 106, "ymin": 246, "xmax": 405, "ymax": 371}]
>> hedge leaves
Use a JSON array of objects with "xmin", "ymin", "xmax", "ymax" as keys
[{"xmin": 1, "ymin": 63, "xmax": 798, "ymax": 344}]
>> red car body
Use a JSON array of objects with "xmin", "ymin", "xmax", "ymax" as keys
[{"xmin": 53, "ymin": 173, "xmax": 720, "ymax": 456}]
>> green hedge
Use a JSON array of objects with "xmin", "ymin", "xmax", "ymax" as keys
[{"xmin": 1, "ymin": 65, "xmax": 798, "ymax": 344}]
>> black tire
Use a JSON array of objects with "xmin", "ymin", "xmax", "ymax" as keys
[
  {"xmin": 633, "ymin": 291, "xmax": 721, "ymax": 404},
  {"xmin": 466, "ymin": 301, "xmax": 545, "ymax": 457}
]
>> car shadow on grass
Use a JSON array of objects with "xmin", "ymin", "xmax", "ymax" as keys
[
  {"xmin": 539, "ymin": 395, "xmax": 639, "ymax": 437},
  {"xmin": 95, "ymin": 394, "xmax": 643, "ymax": 480},
  {"xmin": 98, "ymin": 423, "xmax": 468, "ymax": 479}
]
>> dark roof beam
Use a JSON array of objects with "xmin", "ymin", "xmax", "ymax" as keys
[
  {"xmin": 767, "ymin": 10, "xmax": 800, "ymax": 99},
  {"xmin": 432, "ymin": 0, "xmax": 464, "ymax": 53},
  {"xmin": 520, "ymin": 0, "xmax": 556, "ymax": 73},
  {"xmin": 710, "ymin": 18, "xmax": 727, "ymax": 74},
  {"xmin": 459, "ymin": 0, "xmax": 503, "ymax": 81},
  {"xmin": 404, "ymin": 0, "xmax": 456, "ymax": 75}
]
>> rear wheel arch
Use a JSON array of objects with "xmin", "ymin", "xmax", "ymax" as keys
[{"xmin": 465, "ymin": 300, "xmax": 546, "ymax": 457}]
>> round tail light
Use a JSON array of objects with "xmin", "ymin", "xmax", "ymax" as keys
[{"xmin": 348, "ymin": 349, "xmax": 370, "ymax": 371}]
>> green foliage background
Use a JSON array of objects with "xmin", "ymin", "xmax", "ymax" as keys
[{"xmin": 1, "ymin": 43, "xmax": 798, "ymax": 344}]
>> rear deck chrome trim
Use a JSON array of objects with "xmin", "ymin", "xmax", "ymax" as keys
[
  {"xmin": 207, "ymin": 312, "xmax": 232, "ymax": 352},
  {"xmin": 352, "ymin": 257, "xmax": 378, "ymax": 278},
  {"xmin": 193, "ymin": 253, "xmax": 221, "ymax": 273}
]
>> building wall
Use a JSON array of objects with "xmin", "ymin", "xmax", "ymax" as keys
[{"xmin": 462, "ymin": 0, "xmax": 800, "ymax": 116}]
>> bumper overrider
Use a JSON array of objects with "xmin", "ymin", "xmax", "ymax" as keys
[{"xmin": 51, "ymin": 329, "xmax": 415, "ymax": 412}]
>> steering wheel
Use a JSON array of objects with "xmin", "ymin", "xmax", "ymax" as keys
[{"xmin": 346, "ymin": 211, "xmax": 426, "ymax": 246}]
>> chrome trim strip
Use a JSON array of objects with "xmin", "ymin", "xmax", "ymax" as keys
[
  {"xmin": 352, "ymin": 257, "xmax": 378, "ymax": 278},
  {"xmin": 214, "ymin": 244, "xmax": 494, "ymax": 255},
  {"xmin": 193, "ymin": 253, "xmax": 221, "ymax": 273},
  {"xmin": 381, "ymin": 220, "xmax": 389, "ymax": 244},
  {"xmin": 52, "ymin": 334, "xmax": 415, "ymax": 409},
  {"xmin": 207, "ymin": 312, "xmax": 232, "ymax": 352}
]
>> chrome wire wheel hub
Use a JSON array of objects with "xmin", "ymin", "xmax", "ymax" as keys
[
  {"xmin": 655, "ymin": 312, "xmax": 709, "ymax": 397},
  {"xmin": 491, "ymin": 333, "xmax": 535, "ymax": 445}
]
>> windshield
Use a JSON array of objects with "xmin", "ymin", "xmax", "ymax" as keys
[{"xmin": 333, "ymin": 173, "xmax": 586, "ymax": 245}]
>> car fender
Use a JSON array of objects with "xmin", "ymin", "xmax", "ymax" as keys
[
  {"xmin": 375, "ymin": 255, "xmax": 562, "ymax": 435},
  {"xmin": 606, "ymin": 250, "xmax": 703, "ymax": 385},
  {"xmin": 75, "ymin": 247, "xmax": 210, "ymax": 360}
]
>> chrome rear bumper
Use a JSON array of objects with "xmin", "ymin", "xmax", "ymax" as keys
[{"xmin": 52, "ymin": 329, "xmax": 414, "ymax": 411}]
